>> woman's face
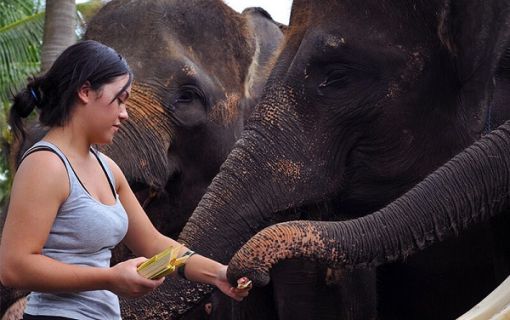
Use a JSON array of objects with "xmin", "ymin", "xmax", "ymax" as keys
[{"xmin": 85, "ymin": 74, "xmax": 131, "ymax": 144}]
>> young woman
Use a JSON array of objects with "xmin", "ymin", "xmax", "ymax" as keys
[{"xmin": 0, "ymin": 40, "xmax": 251, "ymax": 320}]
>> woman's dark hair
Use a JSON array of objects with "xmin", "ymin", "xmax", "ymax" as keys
[{"xmin": 9, "ymin": 39, "xmax": 132, "ymax": 142}]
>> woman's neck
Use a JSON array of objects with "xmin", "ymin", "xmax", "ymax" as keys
[{"xmin": 43, "ymin": 126, "xmax": 92, "ymax": 159}]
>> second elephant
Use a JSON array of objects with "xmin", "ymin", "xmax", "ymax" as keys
[{"xmin": 148, "ymin": 0, "xmax": 510, "ymax": 319}]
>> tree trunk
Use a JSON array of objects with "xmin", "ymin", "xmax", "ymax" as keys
[{"xmin": 41, "ymin": 0, "xmax": 76, "ymax": 72}]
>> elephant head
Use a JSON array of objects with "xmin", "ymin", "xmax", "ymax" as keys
[
  {"xmin": 227, "ymin": 119, "xmax": 510, "ymax": 317},
  {"xmin": 84, "ymin": 0, "xmax": 284, "ymax": 238},
  {"xmin": 134, "ymin": 0, "xmax": 510, "ymax": 318},
  {"xmin": 1, "ymin": 1, "xmax": 284, "ymax": 319}
]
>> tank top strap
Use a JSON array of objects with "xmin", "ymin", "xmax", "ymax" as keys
[
  {"xmin": 21, "ymin": 141, "xmax": 69, "ymax": 172},
  {"xmin": 22, "ymin": 141, "xmax": 116, "ymax": 198},
  {"xmin": 90, "ymin": 148, "xmax": 116, "ymax": 198}
]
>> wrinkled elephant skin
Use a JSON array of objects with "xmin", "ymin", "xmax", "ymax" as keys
[
  {"xmin": 229, "ymin": 120, "xmax": 510, "ymax": 316},
  {"xmin": 87, "ymin": 0, "xmax": 284, "ymax": 319},
  {"xmin": 0, "ymin": 0, "xmax": 284, "ymax": 319},
  {"xmin": 85, "ymin": 0, "xmax": 284, "ymax": 240},
  {"xmin": 167, "ymin": 0, "xmax": 510, "ymax": 319}
]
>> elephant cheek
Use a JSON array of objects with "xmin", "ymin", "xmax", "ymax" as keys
[
  {"xmin": 209, "ymin": 93, "xmax": 241, "ymax": 126},
  {"xmin": 104, "ymin": 83, "xmax": 173, "ymax": 190}
]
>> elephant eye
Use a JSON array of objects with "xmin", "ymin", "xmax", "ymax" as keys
[
  {"xmin": 319, "ymin": 69, "xmax": 350, "ymax": 89},
  {"xmin": 174, "ymin": 85, "xmax": 206, "ymax": 105},
  {"xmin": 176, "ymin": 91, "xmax": 193, "ymax": 103}
]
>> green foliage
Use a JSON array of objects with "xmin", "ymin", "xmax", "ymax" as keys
[
  {"xmin": 0, "ymin": 0, "xmax": 106, "ymax": 208},
  {"xmin": 0, "ymin": 0, "xmax": 44, "ymax": 105},
  {"xmin": 0, "ymin": 0, "xmax": 43, "ymax": 207}
]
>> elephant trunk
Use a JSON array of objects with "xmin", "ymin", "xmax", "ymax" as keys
[
  {"xmin": 179, "ymin": 83, "xmax": 320, "ymax": 261},
  {"xmin": 121, "ymin": 90, "xmax": 312, "ymax": 318},
  {"xmin": 227, "ymin": 121, "xmax": 510, "ymax": 286}
]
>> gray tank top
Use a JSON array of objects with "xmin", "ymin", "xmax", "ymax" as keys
[{"xmin": 23, "ymin": 141, "xmax": 129, "ymax": 320}]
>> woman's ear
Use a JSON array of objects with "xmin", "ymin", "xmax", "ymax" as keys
[{"xmin": 77, "ymin": 81, "xmax": 92, "ymax": 104}]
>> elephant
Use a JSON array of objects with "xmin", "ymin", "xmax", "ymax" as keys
[
  {"xmin": 226, "ymin": 119, "xmax": 510, "ymax": 317},
  {"xmin": 84, "ymin": 0, "xmax": 285, "ymax": 239},
  {"xmin": 0, "ymin": 0, "xmax": 284, "ymax": 319},
  {"xmin": 122, "ymin": 0, "xmax": 510, "ymax": 319}
]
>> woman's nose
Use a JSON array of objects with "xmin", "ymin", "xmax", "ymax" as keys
[{"xmin": 119, "ymin": 104, "xmax": 129, "ymax": 120}]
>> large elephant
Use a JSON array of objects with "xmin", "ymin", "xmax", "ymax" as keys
[
  {"xmin": 227, "ymin": 119, "xmax": 510, "ymax": 316},
  {"xmin": 0, "ymin": 0, "xmax": 283, "ymax": 319},
  {"xmin": 85, "ymin": 0, "xmax": 284, "ymax": 239},
  {"xmin": 127, "ymin": 0, "xmax": 510, "ymax": 319}
]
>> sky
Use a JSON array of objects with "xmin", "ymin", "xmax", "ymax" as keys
[
  {"xmin": 223, "ymin": 0, "xmax": 292, "ymax": 24},
  {"xmin": 76, "ymin": 0, "xmax": 293, "ymax": 25}
]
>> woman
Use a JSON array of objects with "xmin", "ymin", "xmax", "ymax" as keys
[{"xmin": 0, "ymin": 40, "xmax": 251, "ymax": 320}]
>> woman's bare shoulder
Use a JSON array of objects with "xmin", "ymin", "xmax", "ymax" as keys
[
  {"xmin": 17, "ymin": 149, "xmax": 67, "ymax": 173},
  {"xmin": 13, "ymin": 150, "xmax": 69, "ymax": 200}
]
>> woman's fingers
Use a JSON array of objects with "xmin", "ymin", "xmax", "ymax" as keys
[
  {"xmin": 236, "ymin": 277, "xmax": 253, "ymax": 290},
  {"xmin": 227, "ymin": 277, "xmax": 252, "ymax": 301}
]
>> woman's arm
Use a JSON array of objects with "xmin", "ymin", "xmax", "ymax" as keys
[
  {"xmin": 109, "ymin": 157, "xmax": 251, "ymax": 300},
  {"xmin": 0, "ymin": 152, "xmax": 161, "ymax": 297}
]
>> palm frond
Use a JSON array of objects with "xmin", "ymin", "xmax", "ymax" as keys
[
  {"xmin": 0, "ymin": 1, "xmax": 106, "ymax": 207},
  {"xmin": 0, "ymin": 11, "xmax": 44, "ymax": 104},
  {"xmin": 0, "ymin": 0, "xmax": 40, "ymax": 26},
  {"xmin": 0, "ymin": 1, "xmax": 105, "ymax": 105}
]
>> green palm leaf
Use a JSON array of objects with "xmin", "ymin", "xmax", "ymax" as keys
[
  {"xmin": 0, "ymin": 1, "xmax": 42, "ymax": 205},
  {"xmin": 0, "ymin": 1, "xmax": 105, "ymax": 105},
  {"xmin": 0, "ymin": 0, "xmax": 105, "ymax": 206},
  {"xmin": 0, "ymin": 9, "xmax": 44, "ymax": 105}
]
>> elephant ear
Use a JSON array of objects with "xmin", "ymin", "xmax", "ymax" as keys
[
  {"xmin": 439, "ymin": 0, "xmax": 510, "ymax": 134},
  {"xmin": 240, "ymin": 7, "xmax": 284, "ymax": 121}
]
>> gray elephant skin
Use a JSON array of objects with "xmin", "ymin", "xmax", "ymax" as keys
[
  {"xmin": 229, "ymin": 119, "xmax": 510, "ymax": 318},
  {"xmin": 133, "ymin": 0, "xmax": 510, "ymax": 319},
  {"xmin": 0, "ymin": 0, "xmax": 283, "ymax": 318}
]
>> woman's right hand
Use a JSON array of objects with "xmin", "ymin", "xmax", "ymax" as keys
[{"xmin": 108, "ymin": 257, "xmax": 165, "ymax": 298}]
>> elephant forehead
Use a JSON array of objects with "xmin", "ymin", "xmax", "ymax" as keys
[
  {"xmin": 290, "ymin": 0, "xmax": 441, "ymax": 52},
  {"xmin": 124, "ymin": 41, "xmax": 245, "ymax": 97},
  {"xmin": 86, "ymin": 1, "xmax": 252, "ymax": 89}
]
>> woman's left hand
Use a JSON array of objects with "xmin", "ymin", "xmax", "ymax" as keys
[{"xmin": 215, "ymin": 265, "xmax": 252, "ymax": 301}]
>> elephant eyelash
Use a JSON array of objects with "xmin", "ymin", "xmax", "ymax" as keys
[
  {"xmin": 174, "ymin": 85, "xmax": 207, "ymax": 106},
  {"xmin": 320, "ymin": 71, "xmax": 350, "ymax": 88},
  {"xmin": 318, "ymin": 63, "xmax": 376, "ymax": 90},
  {"xmin": 318, "ymin": 67, "xmax": 355, "ymax": 89}
]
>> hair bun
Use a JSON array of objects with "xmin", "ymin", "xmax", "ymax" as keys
[
  {"xmin": 12, "ymin": 88, "xmax": 37, "ymax": 118},
  {"xmin": 29, "ymin": 87, "xmax": 40, "ymax": 105}
]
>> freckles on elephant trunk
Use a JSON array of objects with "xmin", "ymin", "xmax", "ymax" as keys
[
  {"xmin": 179, "ymin": 85, "xmax": 314, "ymax": 261},
  {"xmin": 228, "ymin": 121, "xmax": 510, "ymax": 286},
  {"xmin": 179, "ymin": 134, "xmax": 294, "ymax": 260}
]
